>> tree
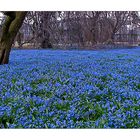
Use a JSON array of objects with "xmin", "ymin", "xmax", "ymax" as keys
[
  {"xmin": 103, "ymin": 11, "xmax": 131, "ymax": 44},
  {"xmin": 24, "ymin": 11, "xmax": 56, "ymax": 48},
  {"xmin": 0, "ymin": 11, "xmax": 27, "ymax": 65}
]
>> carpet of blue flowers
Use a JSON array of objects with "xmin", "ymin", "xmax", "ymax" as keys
[{"xmin": 0, "ymin": 48, "xmax": 140, "ymax": 128}]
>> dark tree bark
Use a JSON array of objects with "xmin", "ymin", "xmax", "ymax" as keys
[
  {"xmin": 0, "ymin": 11, "xmax": 27, "ymax": 65},
  {"xmin": 39, "ymin": 12, "xmax": 53, "ymax": 49}
]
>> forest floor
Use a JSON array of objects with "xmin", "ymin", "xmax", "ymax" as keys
[{"xmin": 0, "ymin": 48, "xmax": 140, "ymax": 128}]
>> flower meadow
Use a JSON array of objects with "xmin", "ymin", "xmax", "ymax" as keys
[{"xmin": 0, "ymin": 48, "xmax": 140, "ymax": 128}]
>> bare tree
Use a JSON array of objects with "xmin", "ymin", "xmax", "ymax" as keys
[
  {"xmin": 102, "ymin": 11, "xmax": 131, "ymax": 44},
  {"xmin": 0, "ymin": 12, "xmax": 27, "ymax": 64}
]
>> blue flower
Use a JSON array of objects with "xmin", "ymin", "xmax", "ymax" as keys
[{"xmin": 0, "ymin": 48, "xmax": 140, "ymax": 128}]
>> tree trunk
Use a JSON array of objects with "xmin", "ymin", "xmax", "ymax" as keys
[
  {"xmin": 0, "ymin": 41, "xmax": 12, "ymax": 64},
  {"xmin": 105, "ymin": 31, "xmax": 115, "ymax": 45},
  {"xmin": 40, "ymin": 32, "xmax": 52, "ymax": 49},
  {"xmin": 0, "ymin": 12, "xmax": 27, "ymax": 65}
]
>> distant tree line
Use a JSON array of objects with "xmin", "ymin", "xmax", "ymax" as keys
[{"xmin": 13, "ymin": 11, "xmax": 140, "ymax": 49}]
